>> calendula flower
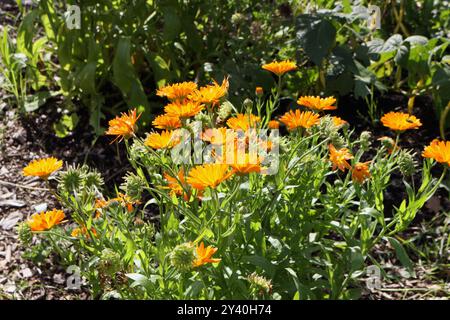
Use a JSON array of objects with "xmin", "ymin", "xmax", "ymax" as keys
[
  {"xmin": 193, "ymin": 242, "xmax": 221, "ymax": 267},
  {"xmin": 262, "ymin": 60, "xmax": 297, "ymax": 76},
  {"xmin": 381, "ymin": 112, "xmax": 422, "ymax": 131},
  {"xmin": 230, "ymin": 153, "xmax": 263, "ymax": 175},
  {"xmin": 105, "ymin": 109, "xmax": 141, "ymax": 143},
  {"xmin": 189, "ymin": 77, "xmax": 229, "ymax": 106},
  {"xmin": 187, "ymin": 164, "xmax": 233, "ymax": 191},
  {"xmin": 144, "ymin": 130, "xmax": 180, "ymax": 149},
  {"xmin": 332, "ymin": 116, "xmax": 347, "ymax": 128},
  {"xmin": 23, "ymin": 157, "xmax": 63, "ymax": 180},
  {"xmin": 202, "ymin": 128, "xmax": 237, "ymax": 145},
  {"xmin": 268, "ymin": 120, "xmax": 280, "ymax": 129},
  {"xmin": 226, "ymin": 113, "xmax": 260, "ymax": 131},
  {"xmin": 164, "ymin": 101, "xmax": 204, "ymax": 118},
  {"xmin": 163, "ymin": 169, "xmax": 187, "ymax": 198},
  {"xmin": 152, "ymin": 114, "xmax": 182, "ymax": 129},
  {"xmin": 27, "ymin": 209, "xmax": 65, "ymax": 232},
  {"xmin": 71, "ymin": 226, "xmax": 98, "ymax": 239},
  {"xmin": 422, "ymin": 139, "xmax": 450, "ymax": 166},
  {"xmin": 279, "ymin": 109, "xmax": 320, "ymax": 131},
  {"xmin": 156, "ymin": 81, "xmax": 198, "ymax": 101},
  {"xmin": 297, "ymin": 96, "xmax": 337, "ymax": 111},
  {"xmin": 352, "ymin": 162, "xmax": 371, "ymax": 183},
  {"xmin": 329, "ymin": 144, "xmax": 353, "ymax": 172}
]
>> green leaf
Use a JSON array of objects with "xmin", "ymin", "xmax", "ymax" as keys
[
  {"xmin": 53, "ymin": 113, "xmax": 79, "ymax": 138},
  {"xmin": 387, "ymin": 237, "xmax": 415, "ymax": 277},
  {"xmin": 24, "ymin": 91, "xmax": 52, "ymax": 112},
  {"xmin": 297, "ymin": 17, "xmax": 336, "ymax": 66},
  {"xmin": 162, "ymin": 6, "xmax": 181, "ymax": 42}
]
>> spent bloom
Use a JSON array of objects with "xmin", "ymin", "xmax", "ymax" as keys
[
  {"xmin": 262, "ymin": 60, "xmax": 297, "ymax": 76},
  {"xmin": 27, "ymin": 209, "xmax": 65, "ymax": 232},
  {"xmin": 352, "ymin": 162, "xmax": 371, "ymax": 184},
  {"xmin": 105, "ymin": 109, "xmax": 141, "ymax": 143},
  {"xmin": 381, "ymin": 112, "xmax": 422, "ymax": 131},
  {"xmin": 156, "ymin": 81, "xmax": 198, "ymax": 101},
  {"xmin": 152, "ymin": 114, "xmax": 182, "ymax": 130},
  {"xmin": 422, "ymin": 139, "xmax": 450, "ymax": 166},
  {"xmin": 144, "ymin": 130, "xmax": 180, "ymax": 149},
  {"xmin": 297, "ymin": 96, "xmax": 337, "ymax": 111},
  {"xmin": 187, "ymin": 164, "xmax": 233, "ymax": 191},
  {"xmin": 279, "ymin": 109, "xmax": 320, "ymax": 131},
  {"xmin": 23, "ymin": 157, "xmax": 63, "ymax": 180},
  {"xmin": 193, "ymin": 242, "xmax": 221, "ymax": 267},
  {"xmin": 329, "ymin": 144, "xmax": 353, "ymax": 172}
]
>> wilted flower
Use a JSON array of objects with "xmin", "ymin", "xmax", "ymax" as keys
[
  {"xmin": 262, "ymin": 60, "xmax": 297, "ymax": 76},
  {"xmin": 105, "ymin": 109, "xmax": 141, "ymax": 143},
  {"xmin": 247, "ymin": 272, "xmax": 273, "ymax": 296},
  {"xmin": 27, "ymin": 209, "xmax": 65, "ymax": 231},
  {"xmin": 193, "ymin": 242, "xmax": 221, "ymax": 267},
  {"xmin": 23, "ymin": 157, "xmax": 63, "ymax": 180},
  {"xmin": 71, "ymin": 225, "xmax": 98, "ymax": 239},
  {"xmin": 381, "ymin": 112, "xmax": 422, "ymax": 132},
  {"xmin": 352, "ymin": 162, "xmax": 371, "ymax": 183},
  {"xmin": 329, "ymin": 144, "xmax": 353, "ymax": 172}
]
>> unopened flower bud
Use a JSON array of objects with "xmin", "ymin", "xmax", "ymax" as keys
[
  {"xmin": 359, "ymin": 131, "xmax": 372, "ymax": 150},
  {"xmin": 255, "ymin": 87, "xmax": 264, "ymax": 98},
  {"xmin": 170, "ymin": 243, "xmax": 195, "ymax": 272}
]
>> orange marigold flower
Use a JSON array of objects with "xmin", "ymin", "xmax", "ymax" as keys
[
  {"xmin": 268, "ymin": 120, "xmax": 280, "ymax": 129},
  {"xmin": 422, "ymin": 139, "xmax": 450, "ymax": 166},
  {"xmin": 202, "ymin": 128, "xmax": 237, "ymax": 145},
  {"xmin": 230, "ymin": 153, "xmax": 262, "ymax": 175},
  {"xmin": 193, "ymin": 242, "xmax": 221, "ymax": 267},
  {"xmin": 332, "ymin": 116, "xmax": 347, "ymax": 127},
  {"xmin": 187, "ymin": 164, "xmax": 233, "ymax": 191},
  {"xmin": 152, "ymin": 114, "xmax": 182, "ymax": 129},
  {"xmin": 27, "ymin": 209, "xmax": 65, "ymax": 232},
  {"xmin": 105, "ymin": 109, "xmax": 141, "ymax": 143},
  {"xmin": 297, "ymin": 96, "xmax": 337, "ymax": 111},
  {"xmin": 352, "ymin": 161, "xmax": 371, "ymax": 183},
  {"xmin": 164, "ymin": 169, "xmax": 187, "ymax": 197},
  {"xmin": 262, "ymin": 60, "xmax": 297, "ymax": 76},
  {"xmin": 329, "ymin": 144, "xmax": 353, "ymax": 172},
  {"xmin": 226, "ymin": 113, "xmax": 260, "ymax": 131},
  {"xmin": 23, "ymin": 157, "xmax": 63, "ymax": 180},
  {"xmin": 381, "ymin": 112, "xmax": 422, "ymax": 131},
  {"xmin": 145, "ymin": 130, "xmax": 180, "ymax": 149},
  {"xmin": 164, "ymin": 101, "xmax": 204, "ymax": 118},
  {"xmin": 156, "ymin": 81, "xmax": 198, "ymax": 101},
  {"xmin": 189, "ymin": 77, "xmax": 229, "ymax": 106},
  {"xmin": 279, "ymin": 109, "xmax": 320, "ymax": 131}
]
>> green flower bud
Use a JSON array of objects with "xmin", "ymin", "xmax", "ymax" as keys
[
  {"xmin": 83, "ymin": 170, "xmax": 104, "ymax": 190},
  {"xmin": 242, "ymin": 99, "xmax": 253, "ymax": 113},
  {"xmin": 170, "ymin": 243, "xmax": 195, "ymax": 272},
  {"xmin": 247, "ymin": 272, "xmax": 272, "ymax": 296},
  {"xmin": 217, "ymin": 101, "xmax": 234, "ymax": 122},
  {"xmin": 17, "ymin": 222, "xmax": 32, "ymax": 246},
  {"xmin": 359, "ymin": 131, "xmax": 372, "ymax": 151},
  {"xmin": 120, "ymin": 173, "xmax": 145, "ymax": 201},
  {"xmin": 99, "ymin": 248, "xmax": 122, "ymax": 276},
  {"xmin": 398, "ymin": 150, "xmax": 417, "ymax": 176},
  {"xmin": 57, "ymin": 164, "xmax": 84, "ymax": 194}
]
